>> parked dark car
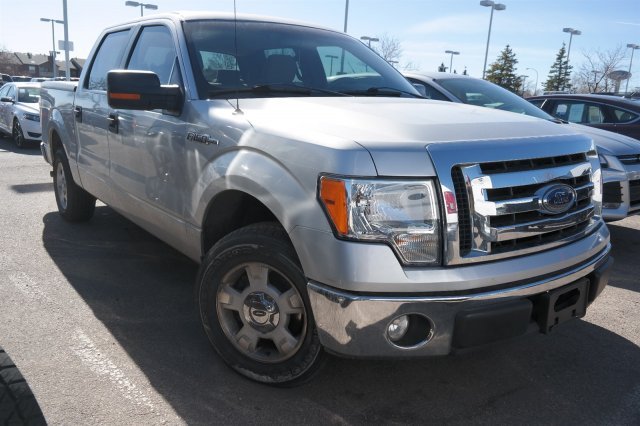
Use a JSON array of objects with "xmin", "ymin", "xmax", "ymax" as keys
[
  {"xmin": 0, "ymin": 74, "xmax": 12, "ymax": 87},
  {"xmin": 527, "ymin": 94, "xmax": 640, "ymax": 140}
]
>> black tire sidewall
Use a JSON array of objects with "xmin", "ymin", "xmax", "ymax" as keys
[
  {"xmin": 197, "ymin": 226, "xmax": 324, "ymax": 385},
  {"xmin": 13, "ymin": 119, "xmax": 24, "ymax": 148},
  {"xmin": 53, "ymin": 148, "xmax": 95, "ymax": 221}
]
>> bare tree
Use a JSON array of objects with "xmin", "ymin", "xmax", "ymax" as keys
[
  {"xmin": 0, "ymin": 45, "xmax": 18, "ymax": 75},
  {"xmin": 572, "ymin": 45, "xmax": 626, "ymax": 93},
  {"xmin": 372, "ymin": 34, "xmax": 402, "ymax": 63}
]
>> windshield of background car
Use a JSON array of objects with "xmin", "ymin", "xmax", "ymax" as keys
[
  {"xmin": 17, "ymin": 87, "xmax": 40, "ymax": 103},
  {"xmin": 183, "ymin": 20, "xmax": 419, "ymax": 99},
  {"xmin": 435, "ymin": 77, "xmax": 553, "ymax": 120}
]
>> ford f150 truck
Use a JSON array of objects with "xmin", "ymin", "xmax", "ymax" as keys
[{"xmin": 40, "ymin": 12, "xmax": 612, "ymax": 385}]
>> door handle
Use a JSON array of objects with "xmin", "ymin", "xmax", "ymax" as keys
[
  {"xmin": 74, "ymin": 106, "xmax": 82, "ymax": 122},
  {"xmin": 108, "ymin": 113, "xmax": 119, "ymax": 134}
]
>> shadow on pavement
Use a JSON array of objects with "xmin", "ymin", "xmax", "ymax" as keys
[
  {"xmin": 607, "ymin": 220, "xmax": 640, "ymax": 294},
  {"xmin": 42, "ymin": 207, "xmax": 640, "ymax": 424},
  {"xmin": 0, "ymin": 135, "xmax": 41, "ymax": 155}
]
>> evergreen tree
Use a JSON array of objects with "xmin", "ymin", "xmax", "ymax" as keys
[
  {"xmin": 543, "ymin": 43, "xmax": 572, "ymax": 92},
  {"xmin": 485, "ymin": 45, "xmax": 520, "ymax": 93}
]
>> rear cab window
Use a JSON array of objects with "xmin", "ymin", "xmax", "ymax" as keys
[{"xmin": 85, "ymin": 29, "xmax": 132, "ymax": 91}]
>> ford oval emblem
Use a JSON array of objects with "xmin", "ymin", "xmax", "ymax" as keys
[
  {"xmin": 539, "ymin": 184, "xmax": 576, "ymax": 215},
  {"xmin": 538, "ymin": 183, "xmax": 577, "ymax": 214}
]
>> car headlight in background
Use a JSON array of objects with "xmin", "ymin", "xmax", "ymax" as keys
[
  {"xmin": 23, "ymin": 113, "xmax": 40, "ymax": 122},
  {"xmin": 319, "ymin": 176, "xmax": 441, "ymax": 265}
]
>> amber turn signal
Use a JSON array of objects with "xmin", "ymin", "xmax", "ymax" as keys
[{"xmin": 319, "ymin": 177, "xmax": 348, "ymax": 235}]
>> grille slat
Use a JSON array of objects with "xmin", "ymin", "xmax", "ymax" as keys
[
  {"xmin": 452, "ymin": 167, "xmax": 472, "ymax": 256},
  {"xmin": 630, "ymin": 179, "xmax": 640, "ymax": 206}
]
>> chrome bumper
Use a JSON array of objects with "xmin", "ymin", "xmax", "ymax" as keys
[{"xmin": 308, "ymin": 244, "xmax": 612, "ymax": 358}]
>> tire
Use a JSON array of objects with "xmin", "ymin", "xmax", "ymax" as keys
[
  {"xmin": 53, "ymin": 148, "xmax": 96, "ymax": 222},
  {"xmin": 0, "ymin": 347, "xmax": 47, "ymax": 426},
  {"xmin": 12, "ymin": 119, "xmax": 26, "ymax": 149},
  {"xmin": 197, "ymin": 222, "xmax": 326, "ymax": 386}
]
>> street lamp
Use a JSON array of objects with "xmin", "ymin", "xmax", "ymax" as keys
[
  {"xmin": 519, "ymin": 74, "xmax": 529, "ymax": 96},
  {"xmin": 125, "ymin": 1, "xmax": 158, "ymax": 16},
  {"xmin": 388, "ymin": 60, "xmax": 399, "ymax": 68},
  {"xmin": 480, "ymin": 0, "xmax": 506, "ymax": 79},
  {"xmin": 526, "ymin": 67, "xmax": 538, "ymax": 95},
  {"xmin": 445, "ymin": 50, "xmax": 460, "ymax": 74},
  {"xmin": 360, "ymin": 36, "xmax": 379, "ymax": 49},
  {"xmin": 40, "ymin": 18, "xmax": 65, "ymax": 79},
  {"xmin": 325, "ymin": 54, "xmax": 338, "ymax": 76},
  {"xmin": 625, "ymin": 43, "xmax": 640, "ymax": 94},
  {"xmin": 561, "ymin": 27, "xmax": 581, "ymax": 91}
]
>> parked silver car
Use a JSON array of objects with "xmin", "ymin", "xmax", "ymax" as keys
[
  {"xmin": 405, "ymin": 71, "xmax": 640, "ymax": 221},
  {"xmin": 0, "ymin": 82, "xmax": 42, "ymax": 148}
]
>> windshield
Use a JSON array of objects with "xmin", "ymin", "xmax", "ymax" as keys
[
  {"xmin": 17, "ymin": 87, "xmax": 40, "ymax": 103},
  {"xmin": 183, "ymin": 20, "xmax": 419, "ymax": 99},
  {"xmin": 435, "ymin": 77, "xmax": 553, "ymax": 120}
]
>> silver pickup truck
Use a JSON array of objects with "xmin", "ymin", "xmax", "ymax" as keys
[{"xmin": 40, "ymin": 12, "xmax": 612, "ymax": 385}]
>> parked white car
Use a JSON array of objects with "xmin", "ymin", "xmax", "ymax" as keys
[{"xmin": 0, "ymin": 82, "xmax": 42, "ymax": 148}]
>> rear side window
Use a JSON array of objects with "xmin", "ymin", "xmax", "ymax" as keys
[
  {"xmin": 86, "ymin": 30, "xmax": 131, "ymax": 91},
  {"xmin": 612, "ymin": 107, "xmax": 638, "ymax": 123},
  {"xmin": 127, "ymin": 26, "xmax": 180, "ymax": 85}
]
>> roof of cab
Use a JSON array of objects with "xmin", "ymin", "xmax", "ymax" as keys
[{"xmin": 103, "ymin": 10, "xmax": 337, "ymax": 33}]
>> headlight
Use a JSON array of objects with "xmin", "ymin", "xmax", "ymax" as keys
[
  {"xmin": 598, "ymin": 153, "xmax": 609, "ymax": 168},
  {"xmin": 319, "ymin": 176, "xmax": 441, "ymax": 265},
  {"xmin": 23, "ymin": 113, "xmax": 40, "ymax": 122}
]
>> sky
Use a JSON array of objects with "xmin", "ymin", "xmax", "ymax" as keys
[{"xmin": 1, "ymin": 0, "xmax": 639, "ymax": 91}]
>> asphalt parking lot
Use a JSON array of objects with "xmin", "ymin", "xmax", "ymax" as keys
[{"xmin": 1, "ymin": 137, "xmax": 639, "ymax": 425}]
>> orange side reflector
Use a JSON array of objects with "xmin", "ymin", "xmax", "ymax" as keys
[
  {"xmin": 319, "ymin": 177, "xmax": 348, "ymax": 235},
  {"xmin": 110, "ymin": 92, "xmax": 141, "ymax": 100}
]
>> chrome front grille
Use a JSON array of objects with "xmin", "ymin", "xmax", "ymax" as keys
[{"xmin": 427, "ymin": 134, "xmax": 602, "ymax": 266}]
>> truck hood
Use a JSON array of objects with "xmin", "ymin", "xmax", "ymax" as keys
[
  {"xmin": 238, "ymin": 97, "xmax": 574, "ymax": 144},
  {"xmin": 565, "ymin": 122, "xmax": 640, "ymax": 156},
  {"xmin": 237, "ymin": 97, "xmax": 582, "ymax": 175}
]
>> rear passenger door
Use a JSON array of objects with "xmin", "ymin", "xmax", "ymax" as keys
[
  {"xmin": 74, "ymin": 29, "xmax": 131, "ymax": 202},
  {"xmin": 108, "ymin": 24, "xmax": 188, "ymax": 242}
]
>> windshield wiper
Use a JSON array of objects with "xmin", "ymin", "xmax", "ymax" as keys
[
  {"xmin": 209, "ymin": 84, "xmax": 350, "ymax": 98},
  {"xmin": 342, "ymin": 87, "xmax": 425, "ymax": 98}
]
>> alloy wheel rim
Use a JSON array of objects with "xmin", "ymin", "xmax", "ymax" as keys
[
  {"xmin": 56, "ymin": 163, "xmax": 68, "ymax": 209},
  {"xmin": 216, "ymin": 262, "xmax": 307, "ymax": 363}
]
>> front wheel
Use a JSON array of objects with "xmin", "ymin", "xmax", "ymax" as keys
[
  {"xmin": 12, "ymin": 118, "xmax": 26, "ymax": 149},
  {"xmin": 53, "ymin": 148, "xmax": 96, "ymax": 222},
  {"xmin": 197, "ymin": 223, "xmax": 325, "ymax": 386}
]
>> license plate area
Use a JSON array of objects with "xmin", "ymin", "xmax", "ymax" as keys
[{"xmin": 536, "ymin": 278, "xmax": 589, "ymax": 333}]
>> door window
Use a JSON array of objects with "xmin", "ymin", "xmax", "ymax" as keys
[
  {"xmin": 86, "ymin": 29, "xmax": 131, "ymax": 91},
  {"xmin": 127, "ymin": 26, "xmax": 180, "ymax": 85},
  {"xmin": 612, "ymin": 107, "xmax": 638, "ymax": 123}
]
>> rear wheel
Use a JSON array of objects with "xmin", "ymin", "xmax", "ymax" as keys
[
  {"xmin": 197, "ymin": 222, "xmax": 325, "ymax": 386},
  {"xmin": 12, "ymin": 118, "xmax": 25, "ymax": 149},
  {"xmin": 53, "ymin": 148, "xmax": 96, "ymax": 222}
]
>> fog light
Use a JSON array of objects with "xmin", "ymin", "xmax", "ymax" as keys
[{"xmin": 387, "ymin": 315, "xmax": 409, "ymax": 342}]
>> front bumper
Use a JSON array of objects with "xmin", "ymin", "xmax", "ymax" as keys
[{"xmin": 308, "ymin": 244, "xmax": 612, "ymax": 358}]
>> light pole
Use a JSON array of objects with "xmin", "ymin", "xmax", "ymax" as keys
[
  {"xmin": 480, "ymin": 0, "xmax": 506, "ymax": 79},
  {"xmin": 125, "ymin": 1, "xmax": 158, "ymax": 16},
  {"xmin": 445, "ymin": 50, "xmax": 460, "ymax": 74},
  {"xmin": 388, "ymin": 60, "xmax": 399, "ymax": 68},
  {"xmin": 325, "ymin": 54, "xmax": 338, "ymax": 76},
  {"xmin": 360, "ymin": 36, "xmax": 379, "ymax": 49},
  {"xmin": 526, "ymin": 67, "xmax": 538, "ymax": 95},
  {"xmin": 562, "ymin": 27, "xmax": 581, "ymax": 90},
  {"xmin": 625, "ymin": 43, "xmax": 640, "ymax": 94},
  {"xmin": 40, "ymin": 18, "xmax": 65, "ymax": 78},
  {"xmin": 343, "ymin": 0, "xmax": 349, "ymax": 32},
  {"xmin": 520, "ymin": 75, "xmax": 529, "ymax": 96}
]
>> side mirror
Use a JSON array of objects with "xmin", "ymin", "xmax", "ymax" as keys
[
  {"xmin": 412, "ymin": 83, "xmax": 427, "ymax": 98},
  {"xmin": 0, "ymin": 97, "xmax": 14, "ymax": 103},
  {"xmin": 107, "ymin": 70, "xmax": 182, "ymax": 113}
]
